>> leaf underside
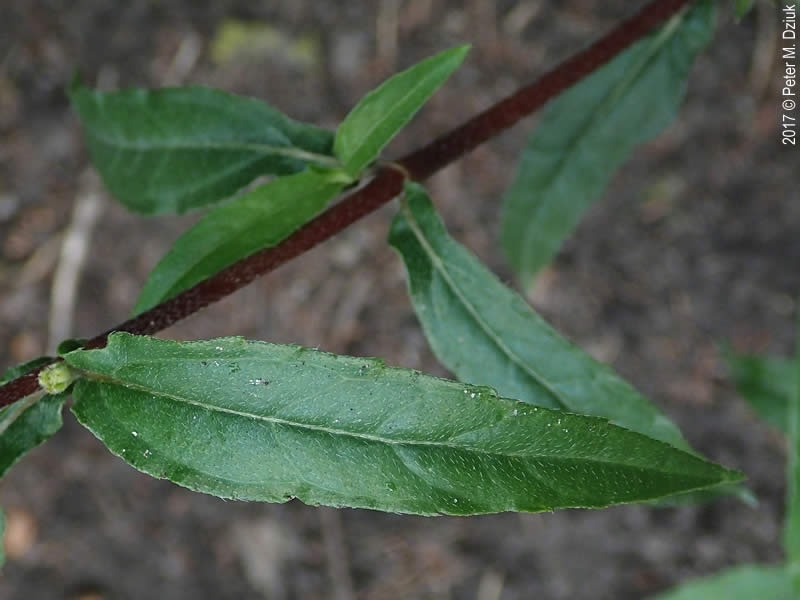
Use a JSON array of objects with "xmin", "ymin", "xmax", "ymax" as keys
[
  {"xmin": 391, "ymin": 182, "xmax": 689, "ymax": 449},
  {"xmin": 70, "ymin": 83, "xmax": 336, "ymax": 214}
]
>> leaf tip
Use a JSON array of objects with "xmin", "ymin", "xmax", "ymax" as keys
[{"xmin": 454, "ymin": 43, "xmax": 471, "ymax": 57}]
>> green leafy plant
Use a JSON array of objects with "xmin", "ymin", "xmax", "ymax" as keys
[
  {"xmin": 0, "ymin": 1, "xmax": 780, "ymax": 593},
  {"xmin": 648, "ymin": 334, "xmax": 799, "ymax": 599}
]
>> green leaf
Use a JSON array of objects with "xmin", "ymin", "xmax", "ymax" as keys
[
  {"xmin": 56, "ymin": 338, "xmax": 88, "ymax": 356},
  {"xmin": 650, "ymin": 565, "xmax": 794, "ymax": 600},
  {"xmin": 133, "ymin": 168, "xmax": 346, "ymax": 315},
  {"xmin": 787, "ymin": 312, "xmax": 800, "ymax": 580},
  {"xmin": 390, "ymin": 182, "xmax": 689, "ymax": 450},
  {"xmin": 65, "ymin": 333, "xmax": 740, "ymax": 515},
  {"xmin": 0, "ymin": 357, "xmax": 53, "ymax": 385},
  {"xmin": 69, "ymin": 81, "xmax": 337, "ymax": 214},
  {"xmin": 334, "ymin": 45, "xmax": 469, "ymax": 177},
  {"xmin": 723, "ymin": 347, "xmax": 793, "ymax": 433},
  {"xmin": 501, "ymin": 1, "xmax": 715, "ymax": 285},
  {"xmin": 733, "ymin": 0, "xmax": 755, "ymax": 20},
  {"xmin": 0, "ymin": 359, "xmax": 67, "ymax": 479},
  {"xmin": 0, "ymin": 395, "xmax": 66, "ymax": 479}
]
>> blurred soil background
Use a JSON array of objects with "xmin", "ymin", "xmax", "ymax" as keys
[{"xmin": 0, "ymin": 1, "xmax": 797, "ymax": 598}]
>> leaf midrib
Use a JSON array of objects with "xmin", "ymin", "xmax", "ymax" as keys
[
  {"xmin": 338, "ymin": 57, "xmax": 458, "ymax": 170},
  {"xmin": 516, "ymin": 9, "xmax": 686, "ymax": 277},
  {"xmin": 85, "ymin": 128, "xmax": 341, "ymax": 168},
  {"xmin": 141, "ymin": 179, "xmax": 338, "ymax": 308},
  {"xmin": 73, "ymin": 366, "xmax": 711, "ymax": 477},
  {"xmin": 400, "ymin": 201, "xmax": 572, "ymax": 411}
]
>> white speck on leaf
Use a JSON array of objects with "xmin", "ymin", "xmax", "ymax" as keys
[{"xmin": 131, "ymin": 431, "xmax": 138, "ymax": 437}]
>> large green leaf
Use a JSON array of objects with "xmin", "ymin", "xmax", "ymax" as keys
[
  {"xmin": 334, "ymin": 45, "xmax": 469, "ymax": 178},
  {"xmin": 723, "ymin": 347, "xmax": 793, "ymax": 434},
  {"xmin": 65, "ymin": 333, "xmax": 740, "ymax": 515},
  {"xmin": 133, "ymin": 168, "xmax": 347, "ymax": 315},
  {"xmin": 390, "ymin": 182, "xmax": 688, "ymax": 449},
  {"xmin": 650, "ymin": 565, "xmax": 793, "ymax": 600},
  {"xmin": 0, "ymin": 358, "xmax": 67, "ymax": 478},
  {"xmin": 501, "ymin": 1, "xmax": 715, "ymax": 285},
  {"xmin": 69, "ymin": 81, "xmax": 337, "ymax": 214}
]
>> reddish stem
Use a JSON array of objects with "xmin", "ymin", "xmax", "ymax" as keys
[{"xmin": 0, "ymin": 0, "xmax": 694, "ymax": 408}]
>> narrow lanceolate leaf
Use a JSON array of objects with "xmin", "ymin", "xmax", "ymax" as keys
[
  {"xmin": 723, "ymin": 347, "xmax": 793, "ymax": 434},
  {"xmin": 0, "ymin": 358, "xmax": 67, "ymax": 479},
  {"xmin": 65, "ymin": 333, "xmax": 740, "ymax": 515},
  {"xmin": 390, "ymin": 183, "xmax": 688, "ymax": 449},
  {"xmin": 334, "ymin": 45, "xmax": 469, "ymax": 178},
  {"xmin": 651, "ymin": 565, "xmax": 794, "ymax": 600},
  {"xmin": 133, "ymin": 168, "xmax": 347, "ymax": 315},
  {"xmin": 501, "ymin": 1, "xmax": 715, "ymax": 285},
  {"xmin": 69, "ymin": 81, "xmax": 337, "ymax": 214}
]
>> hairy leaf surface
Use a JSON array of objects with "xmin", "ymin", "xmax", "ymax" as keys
[
  {"xmin": 70, "ymin": 82, "xmax": 336, "ymax": 213},
  {"xmin": 66, "ymin": 333, "xmax": 739, "ymax": 515}
]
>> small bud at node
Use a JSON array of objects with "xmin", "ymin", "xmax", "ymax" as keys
[{"xmin": 37, "ymin": 363, "xmax": 78, "ymax": 395}]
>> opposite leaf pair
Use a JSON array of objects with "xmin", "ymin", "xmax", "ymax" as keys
[{"xmin": 69, "ymin": 45, "xmax": 470, "ymax": 315}]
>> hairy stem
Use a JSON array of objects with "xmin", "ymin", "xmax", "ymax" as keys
[{"xmin": 0, "ymin": 0, "xmax": 694, "ymax": 409}]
